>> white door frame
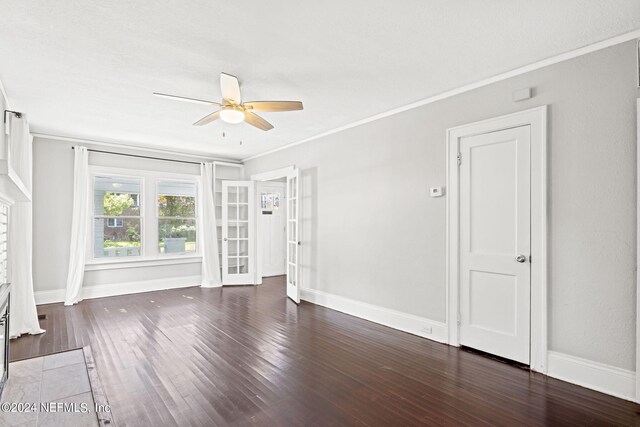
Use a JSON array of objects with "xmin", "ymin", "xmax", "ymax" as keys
[
  {"xmin": 251, "ymin": 166, "xmax": 297, "ymax": 285},
  {"xmin": 635, "ymin": 98, "xmax": 640, "ymax": 402},
  {"xmin": 446, "ymin": 106, "xmax": 548, "ymax": 373}
]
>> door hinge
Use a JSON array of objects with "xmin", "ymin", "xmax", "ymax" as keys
[
  {"xmin": 457, "ymin": 152, "xmax": 461, "ymax": 166},
  {"xmin": 529, "ymin": 255, "xmax": 532, "ymax": 263}
]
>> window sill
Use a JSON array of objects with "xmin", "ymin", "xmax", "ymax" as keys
[{"xmin": 85, "ymin": 256, "xmax": 202, "ymax": 271}]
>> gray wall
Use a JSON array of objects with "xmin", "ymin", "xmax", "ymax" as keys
[
  {"xmin": 244, "ymin": 41, "xmax": 640, "ymax": 370},
  {"xmin": 32, "ymin": 137, "xmax": 204, "ymax": 293}
]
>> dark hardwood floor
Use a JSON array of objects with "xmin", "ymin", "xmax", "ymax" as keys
[{"xmin": 11, "ymin": 276, "xmax": 640, "ymax": 426}]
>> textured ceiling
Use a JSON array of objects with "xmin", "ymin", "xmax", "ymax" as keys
[{"xmin": 0, "ymin": 1, "xmax": 639, "ymax": 160}]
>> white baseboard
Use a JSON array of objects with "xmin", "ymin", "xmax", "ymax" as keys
[
  {"xmin": 547, "ymin": 351, "xmax": 636, "ymax": 402},
  {"xmin": 34, "ymin": 289, "xmax": 67, "ymax": 305},
  {"xmin": 34, "ymin": 275, "xmax": 202, "ymax": 305},
  {"xmin": 300, "ymin": 288, "xmax": 448, "ymax": 344}
]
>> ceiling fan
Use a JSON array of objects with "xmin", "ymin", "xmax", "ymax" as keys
[{"xmin": 153, "ymin": 73, "xmax": 303, "ymax": 131}]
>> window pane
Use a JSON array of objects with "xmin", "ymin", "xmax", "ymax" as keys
[
  {"xmin": 159, "ymin": 218, "xmax": 196, "ymax": 254},
  {"xmin": 94, "ymin": 218, "xmax": 141, "ymax": 258},
  {"xmin": 158, "ymin": 181, "xmax": 196, "ymax": 217},
  {"xmin": 94, "ymin": 176, "xmax": 141, "ymax": 216}
]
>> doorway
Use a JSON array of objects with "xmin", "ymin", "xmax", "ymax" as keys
[
  {"xmin": 259, "ymin": 179, "xmax": 287, "ymax": 277},
  {"xmin": 446, "ymin": 106, "xmax": 548, "ymax": 372},
  {"xmin": 251, "ymin": 166, "xmax": 301, "ymax": 303}
]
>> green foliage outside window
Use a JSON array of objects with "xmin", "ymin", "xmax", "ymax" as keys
[
  {"xmin": 103, "ymin": 193, "xmax": 137, "ymax": 216},
  {"xmin": 158, "ymin": 195, "xmax": 196, "ymax": 217}
]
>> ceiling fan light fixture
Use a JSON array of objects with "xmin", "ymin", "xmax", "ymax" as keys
[
  {"xmin": 220, "ymin": 107, "xmax": 245, "ymax": 124},
  {"xmin": 156, "ymin": 72, "xmax": 302, "ymax": 131}
]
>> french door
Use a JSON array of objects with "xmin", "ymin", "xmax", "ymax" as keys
[
  {"xmin": 221, "ymin": 181, "xmax": 255, "ymax": 285},
  {"xmin": 286, "ymin": 169, "xmax": 300, "ymax": 303}
]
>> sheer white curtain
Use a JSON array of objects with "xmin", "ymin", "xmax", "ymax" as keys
[
  {"xmin": 64, "ymin": 146, "xmax": 89, "ymax": 305},
  {"xmin": 9, "ymin": 117, "xmax": 44, "ymax": 338},
  {"xmin": 200, "ymin": 162, "xmax": 221, "ymax": 287}
]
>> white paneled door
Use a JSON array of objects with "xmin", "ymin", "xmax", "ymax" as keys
[
  {"xmin": 459, "ymin": 126, "xmax": 531, "ymax": 364},
  {"xmin": 286, "ymin": 169, "xmax": 300, "ymax": 303},
  {"xmin": 260, "ymin": 182, "xmax": 286, "ymax": 277},
  {"xmin": 222, "ymin": 181, "xmax": 255, "ymax": 285}
]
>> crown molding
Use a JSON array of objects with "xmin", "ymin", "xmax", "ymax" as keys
[
  {"xmin": 31, "ymin": 132, "xmax": 241, "ymax": 163},
  {"xmin": 242, "ymin": 28, "xmax": 640, "ymax": 163}
]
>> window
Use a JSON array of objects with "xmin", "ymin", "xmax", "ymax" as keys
[
  {"xmin": 106, "ymin": 218, "xmax": 124, "ymax": 228},
  {"xmin": 157, "ymin": 180, "xmax": 197, "ymax": 255},
  {"xmin": 260, "ymin": 191, "xmax": 281, "ymax": 212},
  {"xmin": 93, "ymin": 176, "xmax": 142, "ymax": 258},
  {"xmin": 90, "ymin": 168, "xmax": 200, "ymax": 265}
]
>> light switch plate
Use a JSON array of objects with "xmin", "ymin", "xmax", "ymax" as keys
[{"xmin": 430, "ymin": 187, "xmax": 444, "ymax": 197}]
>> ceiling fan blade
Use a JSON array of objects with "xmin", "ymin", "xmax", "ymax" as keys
[
  {"xmin": 220, "ymin": 73, "xmax": 241, "ymax": 104},
  {"xmin": 193, "ymin": 110, "xmax": 222, "ymax": 126},
  {"xmin": 153, "ymin": 92, "xmax": 221, "ymax": 106},
  {"xmin": 244, "ymin": 111, "xmax": 274, "ymax": 131},
  {"xmin": 243, "ymin": 101, "xmax": 303, "ymax": 112}
]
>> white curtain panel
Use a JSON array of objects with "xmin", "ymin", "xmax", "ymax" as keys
[
  {"xmin": 64, "ymin": 145, "xmax": 89, "ymax": 305},
  {"xmin": 9, "ymin": 121, "xmax": 44, "ymax": 338},
  {"xmin": 200, "ymin": 162, "xmax": 221, "ymax": 287}
]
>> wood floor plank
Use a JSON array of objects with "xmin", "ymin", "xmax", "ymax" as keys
[{"xmin": 10, "ymin": 276, "xmax": 640, "ymax": 426}]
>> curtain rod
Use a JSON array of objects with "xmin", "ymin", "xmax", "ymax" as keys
[
  {"xmin": 71, "ymin": 146, "xmax": 202, "ymax": 165},
  {"xmin": 4, "ymin": 110, "xmax": 22, "ymax": 123}
]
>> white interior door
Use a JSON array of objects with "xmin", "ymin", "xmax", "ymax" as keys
[
  {"xmin": 222, "ymin": 180, "xmax": 255, "ymax": 285},
  {"xmin": 459, "ymin": 126, "xmax": 531, "ymax": 364},
  {"xmin": 286, "ymin": 169, "xmax": 300, "ymax": 303},
  {"xmin": 260, "ymin": 182, "xmax": 286, "ymax": 277}
]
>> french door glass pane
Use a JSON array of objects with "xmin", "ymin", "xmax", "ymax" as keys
[
  {"xmin": 238, "ymin": 205, "xmax": 248, "ymax": 221},
  {"xmin": 228, "ymin": 263, "xmax": 238, "ymax": 274},
  {"xmin": 238, "ymin": 257, "xmax": 249, "ymax": 274},
  {"xmin": 288, "ymin": 220, "xmax": 297, "ymax": 241},
  {"xmin": 228, "ymin": 204, "xmax": 238, "ymax": 219},
  {"xmin": 228, "ymin": 187, "xmax": 238, "ymax": 203},
  {"xmin": 238, "ymin": 186, "xmax": 248, "ymax": 203},
  {"xmin": 238, "ymin": 240, "xmax": 248, "ymax": 257},
  {"xmin": 288, "ymin": 242, "xmax": 297, "ymax": 263},
  {"xmin": 288, "ymin": 264, "xmax": 296, "ymax": 285}
]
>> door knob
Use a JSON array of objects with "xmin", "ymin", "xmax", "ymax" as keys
[
  {"xmin": 516, "ymin": 255, "xmax": 527, "ymax": 263},
  {"xmin": 223, "ymin": 238, "xmax": 228, "ymax": 242}
]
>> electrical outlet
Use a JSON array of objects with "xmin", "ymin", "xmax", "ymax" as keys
[{"xmin": 421, "ymin": 326, "xmax": 432, "ymax": 334}]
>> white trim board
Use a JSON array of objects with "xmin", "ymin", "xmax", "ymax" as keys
[
  {"xmin": 636, "ymin": 98, "xmax": 640, "ymax": 403},
  {"xmin": 85, "ymin": 256, "xmax": 202, "ymax": 271},
  {"xmin": 250, "ymin": 166, "xmax": 295, "ymax": 182},
  {"xmin": 446, "ymin": 106, "xmax": 548, "ymax": 373},
  {"xmin": 32, "ymin": 133, "xmax": 240, "ymax": 164},
  {"xmin": 242, "ymin": 29, "xmax": 640, "ymax": 163},
  {"xmin": 34, "ymin": 275, "xmax": 202, "ymax": 305},
  {"xmin": 301, "ymin": 288, "xmax": 448, "ymax": 344},
  {"xmin": 547, "ymin": 351, "xmax": 636, "ymax": 402}
]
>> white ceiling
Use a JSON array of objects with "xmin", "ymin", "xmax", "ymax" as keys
[{"xmin": 1, "ymin": 1, "xmax": 639, "ymax": 160}]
